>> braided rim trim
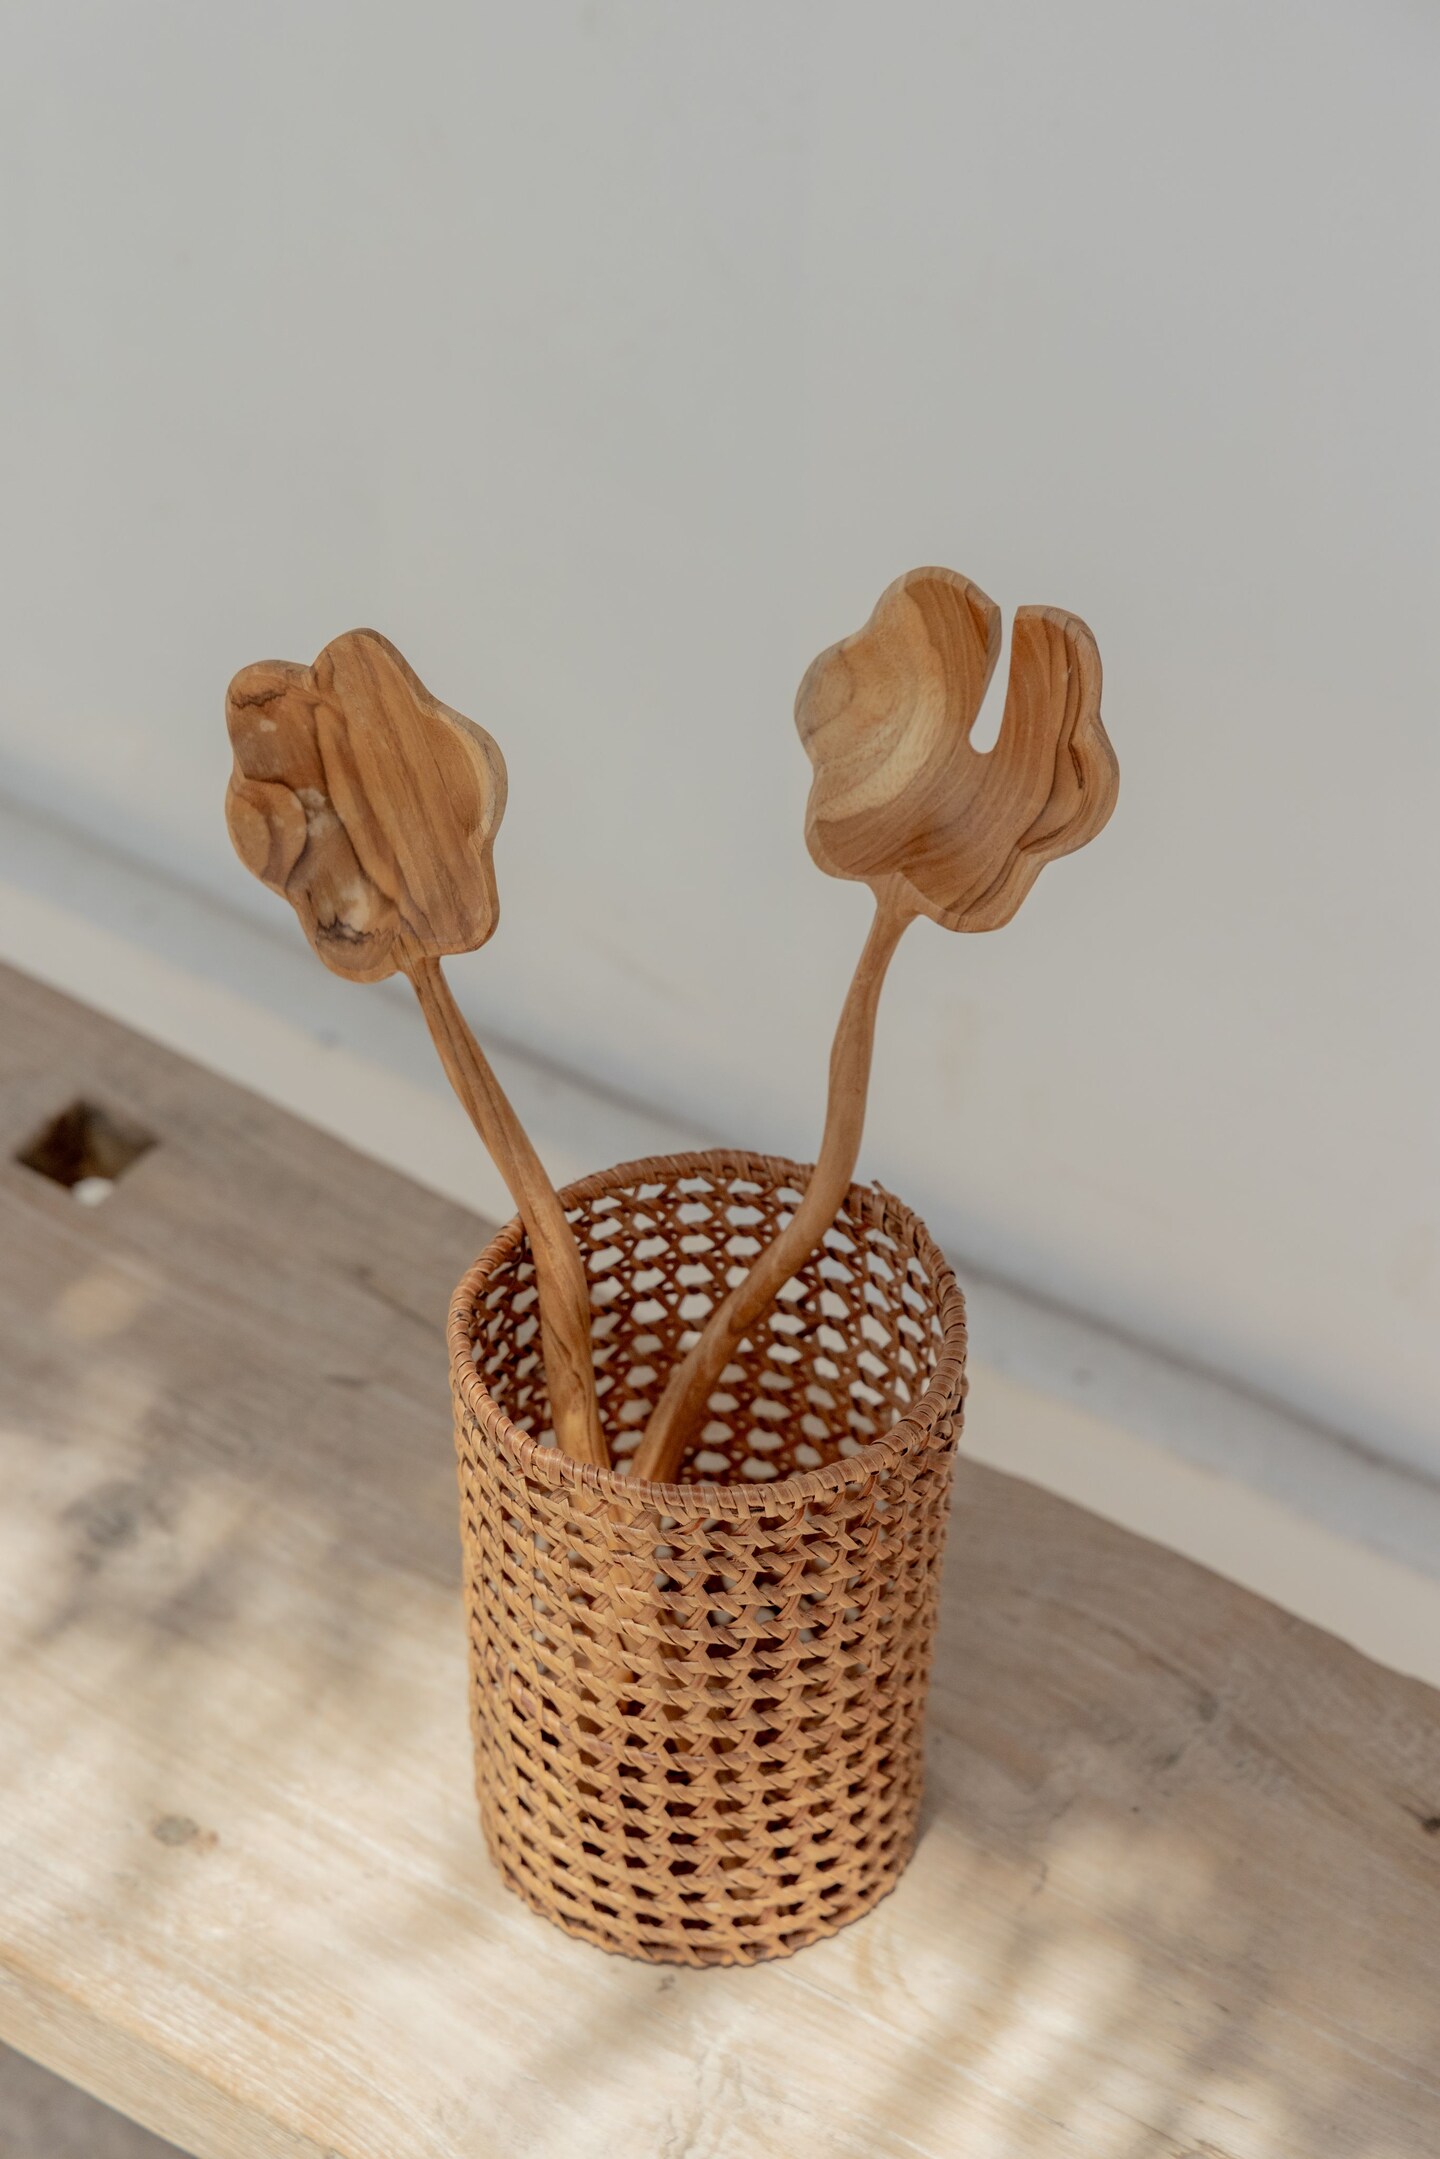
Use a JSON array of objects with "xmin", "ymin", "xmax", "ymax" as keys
[{"xmin": 448, "ymin": 1146, "xmax": 968, "ymax": 1517}]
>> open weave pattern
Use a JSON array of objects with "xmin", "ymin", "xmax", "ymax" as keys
[{"xmin": 448, "ymin": 1150, "xmax": 967, "ymax": 1966}]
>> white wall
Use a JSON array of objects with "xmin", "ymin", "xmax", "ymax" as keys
[{"xmin": 2, "ymin": 1, "xmax": 1436, "ymax": 1475}]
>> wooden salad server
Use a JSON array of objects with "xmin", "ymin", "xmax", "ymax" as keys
[
  {"xmin": 224, "ymin": 629, "xmax": 609, "ymax": 1469},
  {"xmin": 632, "ymin": 566, "xmax": 1120, "ymax": 1484}
]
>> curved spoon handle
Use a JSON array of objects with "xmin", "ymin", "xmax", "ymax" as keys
[
  {"xmin": 405, "ymin": 955, "xmax": 609, "ymax": 1469},
  {"xmin": 631, "ymin": 880, "xmax": 913, "ymax": 1484}
]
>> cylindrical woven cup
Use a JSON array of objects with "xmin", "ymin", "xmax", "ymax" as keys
[{"xmin": 447, "ymin": 1148, "xmax": 967, "ymax": 1967}]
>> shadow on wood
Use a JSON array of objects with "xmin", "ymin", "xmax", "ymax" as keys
[{"xmin": 1, "ymin": 963, "xmax": 1436, "ymax": 2158}]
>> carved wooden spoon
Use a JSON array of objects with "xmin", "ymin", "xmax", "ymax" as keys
[
  {"xmin": 631, "ymin": 567, "xmax": 1119, "ymax": 1484},
  {"xmin": 224, "ymin": 628, "xmax": 609, "ymax": 1469}
]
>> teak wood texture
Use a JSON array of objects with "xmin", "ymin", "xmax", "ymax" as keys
[
  {"xmin": 224, "ymin": 628, "xmax": 606, "ymax": 1467},
  {"xmin": 635, "ymin": 568, "xmax": 1119, "ymax": 1480},
  {"xmin": 795, "ymin": 569, "xmax": 1117, "ymax": 933},
  {"xmin": 2, "ymin": 963, "xmax": 1439, "ymax": 2157}
]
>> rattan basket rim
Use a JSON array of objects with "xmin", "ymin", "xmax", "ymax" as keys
[{"xmin": 447, "ymin": 1146, "xmax": 968, "ymax": 1520}]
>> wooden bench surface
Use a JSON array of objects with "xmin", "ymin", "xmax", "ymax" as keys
[{"xmin": 1, "ymin": 960, "xmax": 1437, "ymax": 2159}]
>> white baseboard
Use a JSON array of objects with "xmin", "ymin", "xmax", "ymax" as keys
[{"xmin": 4, "ymin": 790, "xmax": 1438, "ymax": 1685}]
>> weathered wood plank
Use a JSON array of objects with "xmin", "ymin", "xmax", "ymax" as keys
[{"xmin": 0, "ymin": 960, "xmax": 1437, "ymax": 2158}]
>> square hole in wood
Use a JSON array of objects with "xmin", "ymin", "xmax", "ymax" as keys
[{"xmin": 14, "ymin": 1099, "xmax": 156, "ymax": 1204}]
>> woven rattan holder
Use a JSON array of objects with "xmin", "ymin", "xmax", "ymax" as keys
[{"xmin": 448, "ymin": 1148, "xmax": 967, "ymax": 1967}]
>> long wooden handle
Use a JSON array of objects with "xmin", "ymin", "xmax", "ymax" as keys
[
  {"xmin": 631, "ymin": 881, "xmax": 913, "ymax": 1484},
  {"xmin": 404, "ymin": 954, "xmax": 609, "ymax": 1468}
]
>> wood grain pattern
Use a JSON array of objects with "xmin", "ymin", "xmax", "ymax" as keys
[
  {"xmin": 2, "ymin": 963, "xmax": 1438, "ymax": 2158},
  {"xmin": 635, "ymin": 568, "xmax": 1119, "ymax": 1480},
  {"xmin": 407, "ymin": 956, "xmax": 608, "ymax": 1468},
  {"xmin": 226, "ymin": 630, "xmax": 507, "ymax": 986},
  {"xmin": 225, "ymin": 630, "xmax": 606, "ymax": 1467},
  {"xmin": 796, "ymin": 567, "xmax": 1118, "ymax": 933}
]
